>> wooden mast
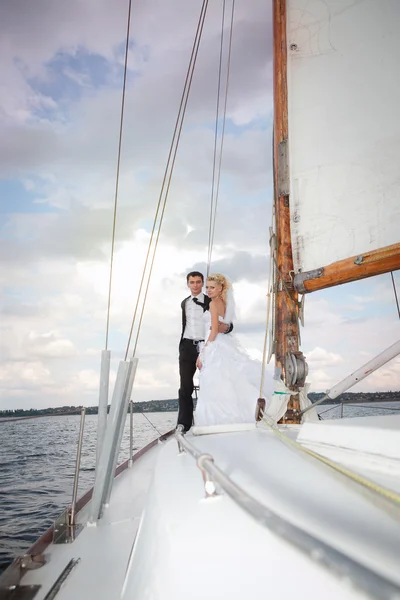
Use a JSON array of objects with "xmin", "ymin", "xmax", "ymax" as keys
[
  {"xmin": 273, "ymin": 0, "xmax": 303, "ymax": 422},
  {"xmin": 272, "ymin": 1, "xmax": 399, "ymax": 422}
]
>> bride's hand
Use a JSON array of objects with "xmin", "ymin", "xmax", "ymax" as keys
[{"xmin": 196, "ymin": 357, "xmax": 202, "ymax": 370}]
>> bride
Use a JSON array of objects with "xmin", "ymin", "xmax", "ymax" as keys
[{"xmin": 194, "ymin": 273, "xmax": 290, "ymax": 427}]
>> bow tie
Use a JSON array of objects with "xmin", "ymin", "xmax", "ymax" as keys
[{"xmin": 192, "ymin": 297, "xmax": 206, "ymax": 308}]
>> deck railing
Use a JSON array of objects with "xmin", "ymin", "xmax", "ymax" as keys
[{"xmin": 318, "ymin": 399, "xmax": 400, "ymax": 420}]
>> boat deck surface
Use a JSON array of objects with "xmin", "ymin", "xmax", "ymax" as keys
[
  {"xmin": 19, "ymin": 421, "xmax": 400, "ymax": 599},
  {"xmin": 123, "ymin": 423, "xmax": 400, "ymax": 599}
]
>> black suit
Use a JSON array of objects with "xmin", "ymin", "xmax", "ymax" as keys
[{"xmin": 177, "ymin": 295, "xmax": 211, "ymax": 432}]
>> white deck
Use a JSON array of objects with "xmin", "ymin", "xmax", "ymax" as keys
[
  {"xmin": 19, "ymin": 422, "xmax": 400, "ymax": 599},
  {"xmin": 123, "ymin": 425, "xmax": 400, "ymax": 599},
  {"xmin": 298, "ymin": 415, "xmax": 400, "ymax": 484}
]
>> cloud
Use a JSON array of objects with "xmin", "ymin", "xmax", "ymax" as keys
[
  {"xmin": 0, "ymin": 0, "xmax": 398, "ymax": 411},
  {"xmin": 307, "ymin": 346, "xmax": 344, "ymax": 367},
  {"xmin": 0, "ymin": 204, "xmax": 139, "ymax": 264},
  {"xmin": 73, "ymin": 369, "xmax": 108, "ymax": 392},
  {"xmin": 362, "ymin": 356, "xmax": 400, "ymax": 391},
  {"xmin": 304, "ymin": 368, "xmax": 337, "ymax": 393},
  {"xmin": 0, "ymin": 361, "xmax": 53, "ymax": 390},
  {"xmin": 186, "ymin": 250, "xmax": 270, "ymax": 283},
  {"xmin": 26, "ymin": 331, "xmax": 77, "ymax": 359}
]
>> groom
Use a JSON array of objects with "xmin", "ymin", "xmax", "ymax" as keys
[{"xmin": 177, "ymin": 271, "xmax": 231, "ymax": 432}]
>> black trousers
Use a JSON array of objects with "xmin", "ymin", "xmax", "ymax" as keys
[{"xmin": 177, "ymin": 339, "xmax": 202, "ymax": 431}]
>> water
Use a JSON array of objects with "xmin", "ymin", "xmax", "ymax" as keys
[
  {"xmin": 1, "ymin": 403, "xmax": 399, "ymax": 574},
  {"xmin": 317, "ymin": 401, "xmax": 400, "ymax": 420},
  {"xmin": 0, "ymin": 412, "xmax": 177, "ymax": 574}
]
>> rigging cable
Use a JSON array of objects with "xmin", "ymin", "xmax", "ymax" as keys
[
  {"xmin": 140, "ymin": 411, "xmax": 164, "ymax": 437},
  {"xmin": 125, "ymin": 0, "xmax": 210, "ymax": 360},
  {"xmin": 207, "ymin": 0, "xmax": 226, "ymax": 276},
  {"xmin": 390, "ymin": 271, "xmax": 400, "ymax": 320},
  {"xmin": 105, "ymin": 0, "xmax": 133, "ymax": 350},
  {"xmin": 207, "ymin": 0, "xmax": 236, "ymax": 275}
]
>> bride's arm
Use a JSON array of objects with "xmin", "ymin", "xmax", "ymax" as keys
[{"xmin": 197, "ymin": 302, "xmax": 218, "ymax": 370}]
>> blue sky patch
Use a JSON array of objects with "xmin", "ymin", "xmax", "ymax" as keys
[
  {"xmin": 0, "ymin": 179, "xmax": 62, "ymax": 216},
  {"xmin": 28, "ymin": 49, "xmax": 112, "ymax": 110}
]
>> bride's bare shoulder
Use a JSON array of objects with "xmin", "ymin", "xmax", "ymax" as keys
[{"xmin": 211, "ymin": 298, "xmax": 225, "ymax": 314}]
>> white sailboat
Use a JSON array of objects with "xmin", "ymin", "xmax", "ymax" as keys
[{"xmin": 1, "ymin": 1, "xmax": 400, "ymax": 599}]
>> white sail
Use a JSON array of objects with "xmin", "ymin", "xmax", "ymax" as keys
[{"xmin": 286, "ymin": 0, "xmax": 400, "ymax": 273}]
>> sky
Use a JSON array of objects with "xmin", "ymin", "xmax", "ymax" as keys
[{"xmin": 0, "ymin": 0, "xmax": 399, "ymax": 411}]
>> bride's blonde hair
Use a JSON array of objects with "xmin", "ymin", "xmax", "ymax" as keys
[{"xmin": 207, "ymin": 273, "xmax": 231, "ymax": 303}]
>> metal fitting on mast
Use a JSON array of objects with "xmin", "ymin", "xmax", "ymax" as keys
[{"xmin": 284, "ymin": 352, "xmax": 308, "ymax": 389}]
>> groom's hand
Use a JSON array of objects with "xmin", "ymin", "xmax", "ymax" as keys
[{"xmin": 218, "ymin": 322, "xmax": 230, "ymax": 334}]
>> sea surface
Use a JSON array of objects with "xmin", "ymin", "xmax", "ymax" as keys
[{"xmin": 1, "ymin": 403, "xmax": 399, "ymax": 574}]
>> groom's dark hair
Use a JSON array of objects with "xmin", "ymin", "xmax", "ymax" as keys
[{"xmin": 186, "ymin": 271, "xmax": 204, "ymax": 282}]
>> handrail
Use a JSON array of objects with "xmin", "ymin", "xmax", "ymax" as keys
[
  {"xmin": 176, "ymin": 426, "xmax": 202, "ymax": 459},
  {"xmin": 317, "ymin": 400, "xmax": 400, "ymax": 420},
  {"xmin": 174, "ymin": 426, "xmax": 400, "ymax": 600}
]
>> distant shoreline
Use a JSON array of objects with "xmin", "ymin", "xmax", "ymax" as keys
[{"xmin": 1, "ymin": 391, "xmax": 399, "ymax": 420}]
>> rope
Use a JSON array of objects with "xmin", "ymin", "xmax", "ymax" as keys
[
  {"xmin": 125, "ymin": 0, "xmax": 209, "ymax": 359},
  {"xmin": 261, "ymin": 415, "xmax": 400, "ymax": 509},
  {"xmin": 390, "ymin": 271, "xmax": 400, "ymax": 320},
  {"xmin": 207, "ymin": 0, "xmax": 226, "ymax": 277},
  {"xmin": 105, "ymin": 0, "xmax": 133, "ymax": 350},
  {"xmin": 207, "ymin": 0, "xmax": 235, "ymax": 275}
]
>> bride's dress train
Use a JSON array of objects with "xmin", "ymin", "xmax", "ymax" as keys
[{"xmin": 194, "ymin": 311, "xmax": 290, "ymax": 427}]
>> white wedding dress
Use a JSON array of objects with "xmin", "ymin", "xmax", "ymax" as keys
[{"xmin": 195, "ymin": 310, "xmax": 290, "ymax": 427}]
